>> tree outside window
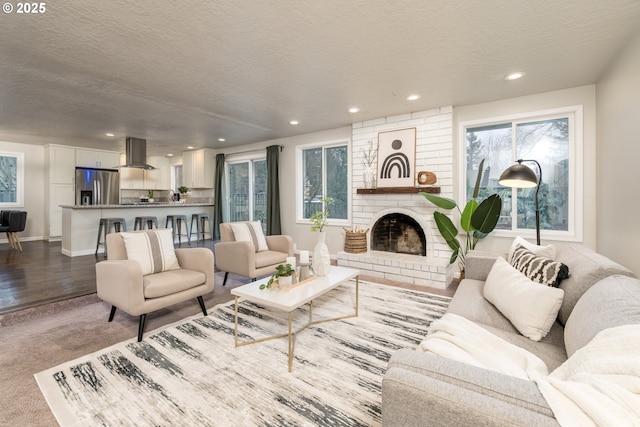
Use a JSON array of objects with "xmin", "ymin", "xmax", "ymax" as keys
[
  {"xmin": 300, "ymin": 142, "xmax": 349, "ymax": 224},
  {"xmin": 465, "ymin": 115, "xmax": 571, "ymax": 235},
  {"xmin": 0, "ymin": 152, "xmax": 23, "ymax": 207}
]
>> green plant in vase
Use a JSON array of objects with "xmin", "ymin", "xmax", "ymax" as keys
[
  {"xmin": 420, "ymin": 159, "xmax": 502, "ymax": 271},
  {"xmin": 309, "ymin": 197, "xmax": 334, "ymax": 232},
  {"xmin": 260, "ymin": 263, "xmax": 295, "ymax": 289},
  {"xmin": 178, "ymin": 186, "xmax": 189, "ymax": 195}
]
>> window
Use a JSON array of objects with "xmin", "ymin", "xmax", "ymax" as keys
[
  {"xmin": 297, "ymin": 139, "xmax": 350, "ymax": 226},
  {"xmin": 0, "ymin": 151, "xmax": 24, "ymax": 208},
  {"xmin": 226, "ymin": 155, "xmax": 267, "ymax": 230},
  {"xmin": 461, "ymin": 106, "xmax": 582, "ymax": 241}
]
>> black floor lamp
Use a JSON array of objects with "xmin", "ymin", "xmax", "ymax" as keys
[{"xmin": 498, "ymin": 159, "xmax": 542, "ymax": 245}]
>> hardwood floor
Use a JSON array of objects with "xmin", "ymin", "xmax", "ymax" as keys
[
  {"xmin": 0, "ymin": 239, "xmax": 457, "ymax": 316},
  {"xmin": 0, "ymin": 239, "xmax": 215, "ymax": 315}
]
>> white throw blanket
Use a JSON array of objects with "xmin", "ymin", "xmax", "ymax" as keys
[{"xmin": 419, "ymin": 314, "xmax": 640, "ymax": 426}]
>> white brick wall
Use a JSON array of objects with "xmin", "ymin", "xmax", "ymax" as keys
[{"xmin": 339, "ymin": 106, "xmax": 455, "ymax": 289}]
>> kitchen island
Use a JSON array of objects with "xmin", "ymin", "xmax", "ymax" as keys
[{"xmin": 61, "ymin": 203, "xmax": 214, "ymax": 257}]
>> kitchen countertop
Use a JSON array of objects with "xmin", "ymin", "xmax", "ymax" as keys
[{"xmin": 61, "ymin": 202, "xmax": 214, "ymax": 209}]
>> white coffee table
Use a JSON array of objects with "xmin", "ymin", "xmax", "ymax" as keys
[{"xmin": 231, "ymin": 265, "xmax": 360, "ymax": 371}]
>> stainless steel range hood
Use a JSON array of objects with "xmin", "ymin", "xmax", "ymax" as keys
[{"xmin": 120, "ymin": 137, "xmax": 155, "ymax": 170}]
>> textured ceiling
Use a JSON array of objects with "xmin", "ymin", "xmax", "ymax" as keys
[{"xmin": 1, "ymin": 0, "xmax": 639, "ymax": 156}]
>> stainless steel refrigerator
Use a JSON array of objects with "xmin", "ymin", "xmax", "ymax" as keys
[{"xmin": 75, "ymin": 167, "xmax": 120, "ymax": 205}]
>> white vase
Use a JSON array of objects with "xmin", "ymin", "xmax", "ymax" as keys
[
  {"xmin": 312, "ymin": 231, "xmax": 331, "ymax": 276},
  {"xmin": 363, "ymin": 167, "xmax": 376, "ymax": 188}
]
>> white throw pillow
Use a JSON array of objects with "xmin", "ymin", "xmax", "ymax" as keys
[
  {"xmin": 229, "ymin": 221, "xmax": 269, "ymax": 252},
  {"xmin": 483, "ymin": 257, "xmax": 564, "ymax": 341},
  {"xmin": 121, "ymin": 229, "xmax": 180, "ymax": 275},
  {"xmin": 507, "ymin": 236, "xmax": 556, "ymax": 263}
]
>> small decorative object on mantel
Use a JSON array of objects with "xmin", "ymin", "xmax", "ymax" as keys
[
  {"xmin": 343, "ymin": 226, "xmax": 368, "ymax": 253},
  {"xmin": 417, "ymin": 171, "xmax": 437, "ymax": 186},
  {"xmin": 361, "ymin": 140, "xmax": 378, "ymax": 189}
]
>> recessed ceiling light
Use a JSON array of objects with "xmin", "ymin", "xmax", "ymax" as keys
[
  {"xmin": 218, "ymin": 138, "xmax": 226, "ymax": 142},
  {"xmin": 505, "ymin": 72, "xmax": 526, "ymax": 81},
  {"xmin": 105, "ymin": 133, "xmax": 115, "ymax": 137},
  {"xmin": 348, "ymin": 107, "xmax": 360, "ymax": 113},
  {"xmin": 407, "ymin": 94, "xmax": 421, "ymax": 101},
  {"xmin": 167, "ymin": 153, "xmax": 174, "ymax": 157},
  {"xmin": 187, "ymin": 146, "xmax": 195, "ymax": 149},
  {"xmin": 290, "ymin": 120, "xmax": 299, "ymax": 125}
]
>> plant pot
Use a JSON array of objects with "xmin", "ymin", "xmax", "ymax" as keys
[
  {"xmin": 278, "ymin": 275, "xmax": 293, "ymax": 286},
  {"xmin": 312, "ymin": 231, "xmax": 331, "ymax": 276}
]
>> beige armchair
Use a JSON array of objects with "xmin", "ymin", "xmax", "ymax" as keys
[
  {"xmin": 96, "ymin": 231, "xmax": 215, "ymax": 341},
  {"xmin": 215, "ymin": 221, "xmax": 294, "ymax": 286}
]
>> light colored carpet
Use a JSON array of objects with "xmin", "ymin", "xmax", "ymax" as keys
[{"xmin": 34, "ymin": 281, "xmax": 450, "ymax": 426}]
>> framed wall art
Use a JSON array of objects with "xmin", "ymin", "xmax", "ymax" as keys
[{"xmin": 376, "ymin": 127, "xmax": 416, "ymax": 187}]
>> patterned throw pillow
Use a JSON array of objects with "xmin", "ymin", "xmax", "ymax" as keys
[
  {"xmin": 229, "ymin": 221, "xmax": 269, "ymax": 252},
  {"xmin": 510, "ymin": 244, "xmax": 570, "ymax": 287},
  {"xmin": 121, "ymin": 229, "xmax": 181, "ymax": 275}
]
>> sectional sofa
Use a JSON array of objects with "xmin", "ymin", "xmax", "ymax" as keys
[{"xmin": 382, "ymin": 242, "xmax": 639, "ymax": 426}]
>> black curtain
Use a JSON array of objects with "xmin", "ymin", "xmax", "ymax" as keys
[
  {"xmin": 266, "ymin": 145, "xmax": 281, "ymax": 235},
  {"xmin": 213, "ymin": 153, "xmax": 225, "ymax": 240}
]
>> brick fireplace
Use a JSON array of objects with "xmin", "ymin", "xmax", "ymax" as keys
[{"xmin": 337, "ymin": 106, "xmax": 456, "ymax": 289}]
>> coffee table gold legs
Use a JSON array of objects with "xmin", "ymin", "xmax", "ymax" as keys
[
  {"xmin": 234, "ymin": 296, "xmax": 239, "ymax": 347},
  {"xmin": 234, "ymin": 277, "xmax": 360, "ymax": 371},
  {"xmin": 288, "ymin": 312, "xmax": 293, "ymax": 372}
]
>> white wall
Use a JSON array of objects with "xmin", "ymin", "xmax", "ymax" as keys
[
  {"xmin": 596, "ymin": 29, "xmax": 640, "ymax": 274},
  {"xmin": 0, "ymin": 141, "xmax": 46, "ymax": 241},
  {"xmin": 454, "ymin": 85, "xmax": 597, "ymax": 255}
]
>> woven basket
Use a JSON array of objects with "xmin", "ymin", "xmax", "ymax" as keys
[{"xmin": 344, "ymin": 231, "xmax": 368, "ymax": 253}]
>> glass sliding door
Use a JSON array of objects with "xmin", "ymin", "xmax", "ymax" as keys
[{"xmin": 227, "ymin": 158, "xmax": 267, "ymax": 232}]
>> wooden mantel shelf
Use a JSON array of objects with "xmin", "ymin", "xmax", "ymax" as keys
[{"xmin": 356, "ymin": 186, "xmax": 441, "ymax": 194}]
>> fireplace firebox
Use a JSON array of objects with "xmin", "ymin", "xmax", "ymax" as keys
[{"xmin": 371, "ymin": 213, "xmax": 426, "ymax": 256}]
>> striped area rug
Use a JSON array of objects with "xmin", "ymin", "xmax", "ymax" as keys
[{"xmin": 35, "ymin": 281, "xmax": 450, "ymax": 426}]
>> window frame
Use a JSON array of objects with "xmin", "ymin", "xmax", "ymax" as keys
[
  {"xmin": 458, "ymin": 105, "xmax": 583, "ymax": 242},
  {"xmin": 295, "ymin": 138, "xmax": 351, "ymax": 227},
  {"xmin": 224, "ymin": 151, "xmax": 267, "ymax": 226},
  {"xmin": 0, "ymin": 151, "xmax": 25, "ymax": 208}
]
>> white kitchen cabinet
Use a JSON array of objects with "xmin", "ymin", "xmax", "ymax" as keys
[
  {"xmin": 119, "ymin": 155, "xmax": 170, "ymax": 190},
  {"xmin": 119, "ymin": 153, "xmax": 144, "ymax": 189},
  {"xmin": 143, "ymin": 156, "xmax": 170, "ymax": 190},
  {"xmin": 182, "ymin": 148, "xmax": 214, "ymax": 188},
  {"xmin": 48, "ymin": 183, "xmax": 75, "ymax": 238},
  {"xmin": 76, "ymin": 149, "xmax": 121, "ymax": 169},
  {"xmin": 46, "ymin": 145, "xmax": 76, "ymax": 184}
]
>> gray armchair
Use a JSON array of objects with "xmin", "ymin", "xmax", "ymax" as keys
[
  {"xmin": 215, "ymin": 221, "xmax": 294, "ymax": 286},
  {"xmin": 96, "ymin": 231, "xmax": 215, "ymax": 341}
]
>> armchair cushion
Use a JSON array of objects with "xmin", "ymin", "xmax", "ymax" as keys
[
  {"xmin": 229, "ymin": 221, "xmax": 268, "ymax": 252},
  {"xmin": 143, "ymin": 269, "xmax": 207, "ymax": 298},
  {"xmin": 122, "ymin": 229, "xmax": 180, "ymax": 275}
]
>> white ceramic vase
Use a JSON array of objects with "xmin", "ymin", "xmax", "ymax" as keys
[{"xmin": 312, "ymin": 231, "xmax": 331, "ymax": 276}]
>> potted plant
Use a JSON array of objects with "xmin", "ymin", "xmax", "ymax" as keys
[
  {"xmin": 147, "ymin": 190, "xmax": 154, "ymax": 202},
  {"xmin": 310, "ymin": 197, "xmax": 333, "ymax": 275},
  {"xmin": 420, "ymin": 159, "xmax": 502, "ymax": 272},
  {"xmin": 177, "ymin": 186, "xmax": 188, "ymax": 202},
  {"xmin": 260, "ymin": 263, "xmax": 295, "ymax": 289}
]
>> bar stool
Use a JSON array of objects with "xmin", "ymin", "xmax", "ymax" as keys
[
  {"xmin": 165, "ymin": 214, "xmax": 190, "ymax": 246},
  {"xmin": 134, "ymin": 216, "xmax": 159, "ymax": 230},
  {"xmin": 96, "ymin": 217, "xmax": 127, "ymax": 257},
  {"xmin": 191, "ymin": 213, "xmax": 212, "ymax": 243}
]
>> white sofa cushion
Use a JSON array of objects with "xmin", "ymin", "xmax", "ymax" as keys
[
  {"xmin": 484, "ymin": 257, "xmax": 564, "ymax": 342},
  {"xmin": 507, "ymin": 236, "xmax": 556, "ymax": 263},
  {"xmin": 230, "ymin": 221, "xmax": 269, "ymax": 252},
  {"xmin": 121, "ymin": 229, "xmax": 180, "ymax": 275}
]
